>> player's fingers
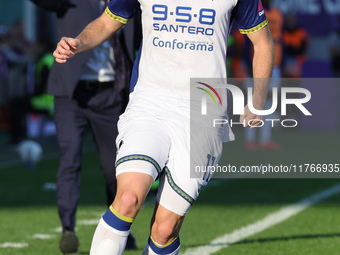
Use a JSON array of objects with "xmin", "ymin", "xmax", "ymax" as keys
[
  {"xmin": 244, "ymin": 118, "xmax": 251, "ymax": 128},
  {"xmin": 249, "ymin": 117, "xmax": 263, "ymax": 129},
  {"xmin": 54, "ymin": 37, "xmax": 79, "ymax": 62},
  {"xmin": 241, "ymin": 113, "xmax": 255, "ymax": 128},
  {"xmin": 54, "ymin": 58, "xmax": 67, "ymax": 64},
  {"xmin": 53, "ymin": 50, "xmax": 68, "ymax": 63},
  {"xmin": 55, "ymin": 44, "xmax": 69, "ymax": 56},
  {"xmin": 58, "ymin": 37, "xmax": 72, "ymax": 51},
  {"xmin": 239, "ymin": 114, "xmax": 246, "ymax": 125},
  {"xmin": 60, "ymin": 37, "xmax": 80, "ymax": 54},
  {"xmin": 69, "ymin": 38, "xmax": 80, "ymax": 50},
  {"xmin": 57, "ymin": 37, "xmax": 79, "ymax": 55},
  {"xmin": 54, "ymin": 43, "xmax": 72, "ymax": 60},
  {"xmin": 241, "ymin": 105, "xmax": 250, "ymax": 127}
]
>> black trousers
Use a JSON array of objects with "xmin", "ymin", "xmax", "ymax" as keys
[{"xmin": 54, "ymin": 85, "xmax": 125, "ymax": 232}]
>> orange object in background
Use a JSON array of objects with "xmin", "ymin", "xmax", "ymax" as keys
[{"xmin": 283, "ymin": 13, "xmax": 309, "ymax": 78}]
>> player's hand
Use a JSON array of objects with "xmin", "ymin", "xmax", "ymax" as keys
[
  {"xmin": 53, "ymin": 37, "xmax": 80, "ymax": 63},
  {"xmin": 240, "ymin": 104, "xmax": 264, "ymax": 129}
]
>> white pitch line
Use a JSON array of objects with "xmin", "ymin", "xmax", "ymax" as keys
[
  {"xmin": 182, "ymin": 183, "xmax": 340, "ymax": 255},
  {"xmin": 52, "ymin": 226, "xmax": 62, "ymax": 233},
  {"xmin": 78, "ymin": 219, "xmax": 100, "ymax": 226},
  {"xmin": 32, "ymin": 234, "xmax": 55, "ymax": 240},
  {"xmin": 0, "ymin": 242, "xmax": 28, "ymax": 248}
]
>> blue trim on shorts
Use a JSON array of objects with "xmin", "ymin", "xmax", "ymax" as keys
[
  {"xmin": 164, "ymin": 167, "xmax": 194, "ymax": 205},
  {"xmin": 116, "ymin": 154, "xmax": 162, "ymax": 174}
]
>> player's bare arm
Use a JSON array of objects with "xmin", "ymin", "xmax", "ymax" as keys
[
  {"xmin": 53, "ymin": 11, "xmax": 124, "ymax": 63},
  {"xmin": 241, "ymin": 25, "xmax": 274, "ymax": 127}
]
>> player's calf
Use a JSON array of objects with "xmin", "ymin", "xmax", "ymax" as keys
[
  {"xmin": 151, "ymin": 220, "xmax": 180, "ymax": 245},
  {"xmin": 90, "ymin": 172, "xmax": 154, "ymax": 254},
  {"xmin": 142, "ymin": 203, "xmax": 184, "ymax": 255}
]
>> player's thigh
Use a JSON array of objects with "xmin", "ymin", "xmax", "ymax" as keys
[
  {"xmin": 161, "ymin": 124, "xmax": 223, "ymax": 215},
  {"xmin": 115, "ymin": 114, "xmax": 171, "ymax": 181},
  {"xmin": 113, "ymin": 172, "xmax": 154, "ymax": 218},
  {"xmin": 190, "ymin": 126, "xmax": 224, "ymax": 185}
]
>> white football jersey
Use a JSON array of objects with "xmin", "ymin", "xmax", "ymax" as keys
[{"xmin": 107, "ymin": 0, "xmax": 268, "ymax": 99}]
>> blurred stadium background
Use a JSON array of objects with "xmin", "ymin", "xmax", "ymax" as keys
[{"xmin": 0, "ymin": 0, "xmax": 340, "ymax": 254}]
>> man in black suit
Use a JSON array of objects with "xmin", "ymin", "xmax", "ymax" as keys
[{"xmin": 29, "ymin": 0, "xmax": 138, "ymax": 253}]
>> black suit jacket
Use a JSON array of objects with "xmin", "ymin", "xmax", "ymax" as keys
[{"xmin": 46, "ymin": 0, "xmax": 134, "ymax": 98}]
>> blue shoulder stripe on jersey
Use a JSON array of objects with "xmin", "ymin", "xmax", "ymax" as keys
[
  {"xmin": 148, "ymin": 236, "xmax": 180, "ymax": 254},
  {"xmin": 164, "ymin": 167, "xmax": 194, "ymax": 205},
  {"xmin": 107, "ymin": 0, "xmax": 139, "ymax": 22}
]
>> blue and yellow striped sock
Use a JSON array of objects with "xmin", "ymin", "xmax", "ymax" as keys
[
  {"xmin": 90, "ymin": 206, "xmax": 135, "ymax": 255},
  {"xmin": 142, "ymin": 236, "xmax": 181, "ymax": 255},
  {"xmin": 101, "ymin": 205, "xmax": 134, "ymax": 236}
]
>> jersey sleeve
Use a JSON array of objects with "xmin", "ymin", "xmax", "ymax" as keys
[
  {"xmin": 233, "ymin": 0, "xmax": 268, "ymax": 34},
  {"xmin": 106, "ymin": 0, "xmax": 139, "ymax": 25}
]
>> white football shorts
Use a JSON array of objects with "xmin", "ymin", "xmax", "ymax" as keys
[{"xmin": 115, "ymin": 92, "xmax": 223, "ymax": 216}]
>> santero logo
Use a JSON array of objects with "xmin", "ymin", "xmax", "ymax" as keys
[{"xmin": 153, "ymin": 37, "xmax": 214, "ymax": 51}]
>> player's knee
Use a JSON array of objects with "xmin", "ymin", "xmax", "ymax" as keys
[
  {"xmin": 151, "ymin": 221, "xmax": 177, "ymax": 245},
  {"xmin": 116, "ymin": 190, "xmax": 140, "ymax": 216}
]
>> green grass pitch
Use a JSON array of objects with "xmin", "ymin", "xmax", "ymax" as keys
[{"xmin": 0, "ymin": 129, "xmax": 339, "ymax": 254}]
